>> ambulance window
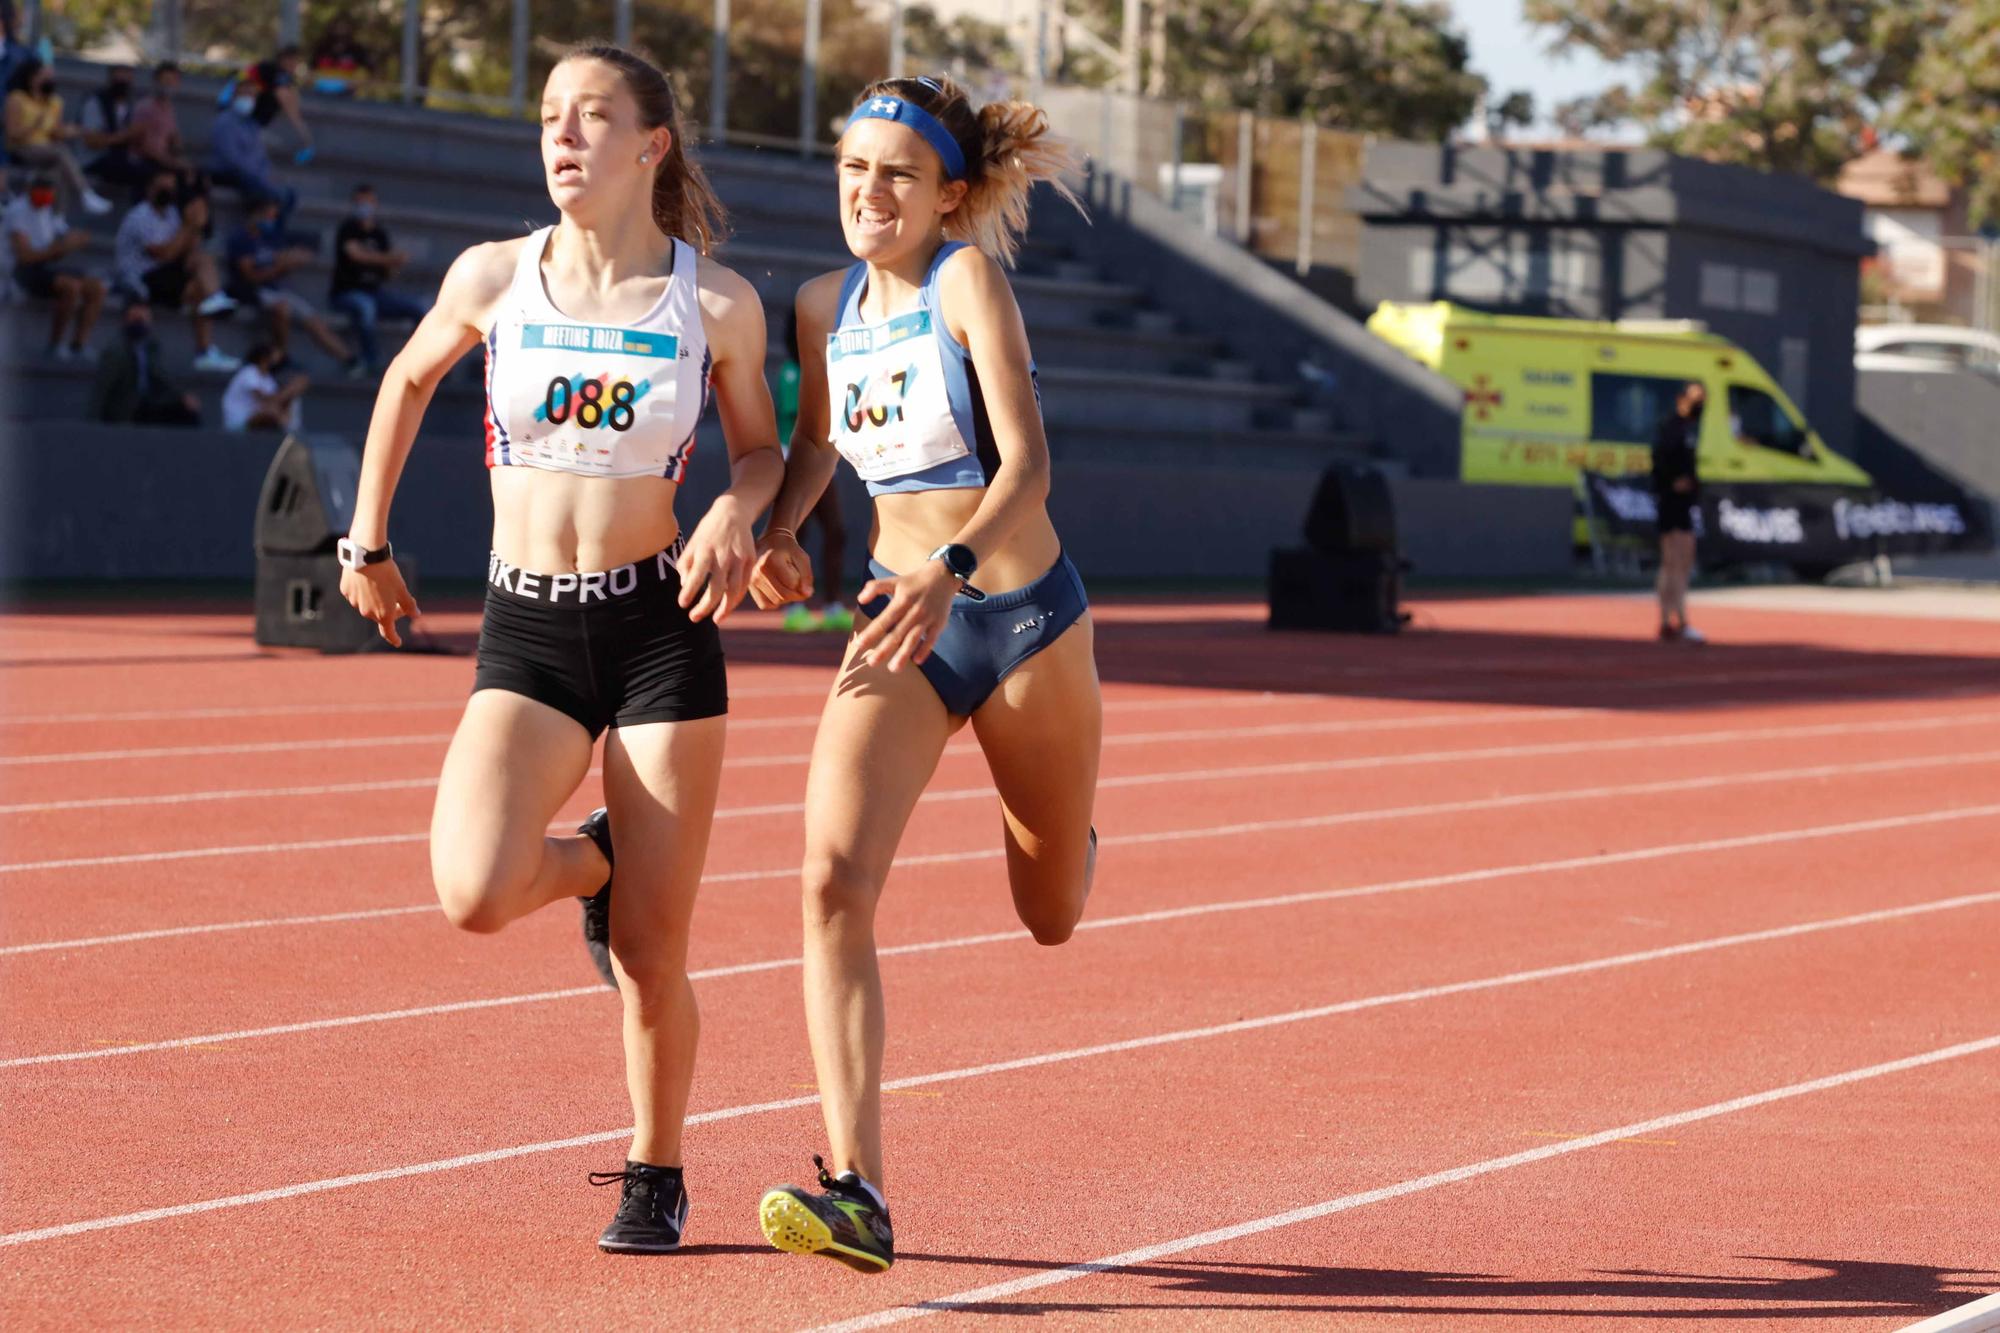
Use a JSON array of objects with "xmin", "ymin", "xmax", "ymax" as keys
[
  {"xmin": 1727, "ymin": 385, "xmax": 1812, "ymax": 458},
  {"xmin": 1590, "ymin": 374, "xmax": 1686, "ymax": 444}
]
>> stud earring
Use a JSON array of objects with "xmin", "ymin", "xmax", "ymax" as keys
[{"xmin": 639, "ymin": 153, "xmax": 651, "ymax": 164}]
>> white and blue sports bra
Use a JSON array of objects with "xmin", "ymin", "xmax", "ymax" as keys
[
  {"xmin": 825, "ymin": 241, "xmax": 1038, "ymax": 497},
  {"xmin": 481, "ymin": 226, "xmax": 711, "ymax": 482}
]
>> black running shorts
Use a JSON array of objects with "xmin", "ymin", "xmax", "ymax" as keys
[{"xmin": 472, "ymin": 547, "xmax": 727, "ymax": 737}]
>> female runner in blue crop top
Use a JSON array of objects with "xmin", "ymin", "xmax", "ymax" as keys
[{"xmin": 749, "ymin": 74, "xmax": 1102, "ymax": 1274}]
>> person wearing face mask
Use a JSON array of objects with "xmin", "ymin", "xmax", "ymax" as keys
[
  {"xmin": 1651, "ymin": 380, "xmax": 1707, "ymax": 644},
  {"xmin": 329, "ymin": 183, "xmax": 429, "ymax": 377},
  {"xmin": 749, "ymin": 75, "xmax": 1100, "ymax": 1273},
  {"xmin": 90, "ymin": 298, "xmax": 202, "ymax": 426},
  {"xmin": 78, "ymin": 62, "xmax": 143, "ymax": 191},
  {"xmin": 5, "ymin": 173, "xmax": 105, "ymax": 359},
  {"xmin": 226, "ymin": 195, "xmax": 356, "ymax": 370},
  {"xmin": 206, "ymin": 90, "xmax": 297, "ymax": 228},
  {"xmin": 115, "ymin": 168, "xmax": 240, "ymax": 373},
  {"xmin": 4, "ymin": 59, "xmax": 114, "ymax": 214}
]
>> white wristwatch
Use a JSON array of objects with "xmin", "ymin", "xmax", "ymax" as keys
[{"xmin": 336, "ymin": 537, "xmax": 394, "ymax": 571}]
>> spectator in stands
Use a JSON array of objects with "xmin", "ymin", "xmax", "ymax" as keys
[
  {"xmin": 130, "ymin": 62, "xmax": 196, "ymax": 187},
  {"xmin": 90, "ymin": 297, "xmax": 202, "ymax": 426},
  {"xmin": 1652, "ymin": 380, "xmax": 1706, "ymax": 645},
  {"xmin": 329, "ymin": 183, "xmax": 427, "ymax": 377},
  {"xmin": 222, "ymin": 341, "xmax": 309, "ymax": 432},
  {"xmin": 4, "ymin": 172, "xmax": 105, "ymax": 359},
  {"xmin": 5, "ymin": 59, "xmax": 113, "ymax": 214},
  {"xmin": 207, "ymin": 93, "xmax": 296, "ymax": 227},
  {"xmin": 115, "ymin": 167, "xmax": 240, "ymax": 373},
  {"xmin": 308, "ymin": 18, "xmax": 375, "ymax": 97},
  {"xmin": 227, "ymin": 45, "xmax": 313, "ymax": 157},
  {"xmin": 77, "ymin": 62, "xmax": 144, "ymax": 192},
  {"xmin": 225, "ymin": 194, "xmax": 356, "ymax": 369},
  {"xmin": 0, "ymin": 4, "xmax": 26, "ymax": 95}
]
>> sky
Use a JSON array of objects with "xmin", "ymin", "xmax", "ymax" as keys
[{"xmin": 1447, "ymin": 0, "xmax": 1625, "ymax": 134}]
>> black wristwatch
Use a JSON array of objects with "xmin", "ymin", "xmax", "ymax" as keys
[
  {"xmin": 928, "ymin": 543, "xmax": 985, "ymax": 601},
  {"xmin": 336, "ymin": 537, "xmax": 394, "ymax": 571}
]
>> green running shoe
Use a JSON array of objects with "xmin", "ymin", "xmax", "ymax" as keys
[{"xmin": 759, "ymin": 1155, "xmax": 894, "ymax": 1273}]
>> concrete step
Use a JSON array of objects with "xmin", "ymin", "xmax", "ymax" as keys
[{"xmin": 12, "ymin": 342, "xmax": 1296, "ymax": 438}]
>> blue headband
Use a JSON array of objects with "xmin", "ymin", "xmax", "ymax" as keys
[{"xmin": 844, "ymin": 95, "xmax": 967, "ymax": 180}]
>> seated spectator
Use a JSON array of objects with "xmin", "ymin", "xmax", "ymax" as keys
[
  {"xmin": 207, "ymin": 94, "xmax": 297, "ymax": 227},
  {"xmin": 77, "ymin": 62, "xmax": 144, "ymax": 192},
  {"xmin": 115, "ymin": 168, "xmax": 241, "ymax": 373},
  {"xmin": 0, "ymin": 5, "xmax": 27, "ymax": 95},
  {"xmin": 89, "ymin": 297, "xmax": 203, "ymax": 426},
  {"xmin": 329, "ymin": 183, "xmax": 428, "ymax": 377},
  {"xmin": 308, "ymin": 18, "xmax": 375, "ymax": 97},
  {"xmin": 5, "ymin": 59, "xmax": 113, "ymax": 214},
  {"xmin": 222, "ymin": 341, "xmax": 310, "ymax": 432},
  {"xmin": 130, "ymin": 62, "xmax": 197, "ymax": 187},
  {"xmin": 4, "ymin": 173, "xmax": 105, "ymax": 359},
  {"xmin": 225, "ymin": 195, "xmax": 356, "ymax": 369},
  {"xmin": 222, "ymin": 45, "xmax": 312, "ymax": 157}
]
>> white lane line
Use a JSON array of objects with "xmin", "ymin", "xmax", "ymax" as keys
[
  {"xmin": 8, "ymin": 889, "xmax": 1998, "ymax": 1247},
  {"xmin": 0, "ymin": 645, "xmax": 1956, "ymax": 725},
  {"xmin": 9, "ymin": 765, "xmax": 1999, "ymax": 957},
  {"xmin": 811, "ymin": 1031, "xmax": 2000, "ymax": 1330},
  {"xmin": 10, "ymin": 651, "xmax": 1994, "ymax": 768},
  {"xmin": 0, "ymin": 696, "xmax": 1572, "ymax": 814},
  {"xmin": 10, "ymin": 709, "xmax": 1998, "ymax": 871},
  {"xmin": 1898, "ymin": 1292, "xmax": 2000, "ymax": 1333}
]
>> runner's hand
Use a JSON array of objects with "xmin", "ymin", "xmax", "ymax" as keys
[
  {"xmin": 749, "ymin": 529, "xmax": 814, "ymax": 610},
  {"xmin": 853, "ymin": 560, "xmax": 955, "ymax": 672},
  {"xmin": 676, "ymin": 499, "xmax": 757, "ymax": 623},
  {"xmin": 338, "ymin": 561, "xmax": 420, "ymax": 648}
]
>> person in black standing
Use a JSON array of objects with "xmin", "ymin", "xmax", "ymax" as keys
[
  {"xmin": 328, "ymin": 182, "xmax": 429, "ymax": 377},
  {"xmin": 1652, "ymin": 380, "xmax": 1706, "ymax": 644}
]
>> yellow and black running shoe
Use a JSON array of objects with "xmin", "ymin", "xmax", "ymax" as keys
[{"xmin": 759, "ymin": 1155, "xmax": 894, "ymax": 1273}]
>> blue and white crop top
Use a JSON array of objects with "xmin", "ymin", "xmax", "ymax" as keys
[
  {"xmin": 825, "ymin": 241, "xmax": 1037, "ymax": 497},
  {"xmin": 482, "ymin": 226, "xmax": 711, "ymax": 482}
]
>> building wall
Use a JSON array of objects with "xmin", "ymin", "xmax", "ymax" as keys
[{"xmin": 1662, "ymin": 231, "xmax": 1859, "ymax": 453}]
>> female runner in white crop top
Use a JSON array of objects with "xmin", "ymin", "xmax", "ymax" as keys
[
  {"xmin": 337, "ymin": 43, "xmax": 783, "ymax": 1254},
  {"xmin": 749, "ymin": 75, "xmax": 1102, "ymax": 1272}
]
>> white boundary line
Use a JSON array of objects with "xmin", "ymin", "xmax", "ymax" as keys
[
  {"xmin": 7, "ymin": 890, "xmax": 1999, "ymax": 1247},
  {"xmin": 12, "ymin": 755, "xmax": 1996, "ymax": 1068},
  {"xmin": 8, "ymin": 654, "xmax": 1993, "ymax": 767},
  {"xmin": 0, "ymin": 648, "xmax": 1975, "ymax": 726},
  {"xmin": 8, "ymin": 708, "xmax": 1997, "ymax": 870},
  {"xmin": 8, "ymin": 768, "xmax": 2000, "ymax": 960},
  {"xmin": 811, "ymin": 1033, "xmax": 2000, "ymax": 1330},
  {"xmin": 1899, "ymin": 1293, "xmax": 2000, "ymax": 1333}
]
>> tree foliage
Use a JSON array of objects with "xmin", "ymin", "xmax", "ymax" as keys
[
  {"xmin": 1520, "ymin": 0, "xmax": 1931, "ymax": 181},
  {"xmin": 1889, "ymin": 0, "xmax": 2000, "ymax": 226},
  {"xmin": 1068, "ymin": 0, "xmax": 1484, "ymax": 140}
]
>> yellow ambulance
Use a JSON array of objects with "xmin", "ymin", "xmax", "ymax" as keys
[{"xmin": 1366, "ymin": 301, "xmax": 1872, "ymax": 491}]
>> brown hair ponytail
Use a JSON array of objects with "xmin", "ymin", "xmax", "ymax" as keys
[
  {"xmin": 560, "ymin": 42, "xmax": 729, "ymax": 255},
  {"xmin": 852, "ymin": 75, "xmax": 1083, "ymax": 266}
]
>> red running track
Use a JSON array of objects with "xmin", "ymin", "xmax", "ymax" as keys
[{"xmin": 3, "ymin": 590, "xmax": 1998, "ymax": 1329}]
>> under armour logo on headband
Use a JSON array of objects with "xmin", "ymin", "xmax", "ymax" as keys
[{"xmin": 870, "ymin": 97, "xmax": 899, "ymax": 114}]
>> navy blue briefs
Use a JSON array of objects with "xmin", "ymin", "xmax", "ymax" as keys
[{"xmin": 860, "ymin": 551, "xmax": 1088, "ymax": 716}]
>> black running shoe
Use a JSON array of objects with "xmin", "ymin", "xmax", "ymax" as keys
[
  {"xmin": 577, "ymin": 807, "xmax": 616, "ymax": 989},
  {"xmin": 589, "ymin": 1161, "xmax": 690, "ymax": 1254},
  {"xmin": 759, "ymin": 1156, "xmax": 894, "ymax": 1273}
]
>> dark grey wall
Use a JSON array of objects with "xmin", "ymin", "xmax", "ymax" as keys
[
  {"xmin": 1662, "ymin": 230, "xmax": 1860, "ymax": 453},
  {"xmin": 1, "ymin": 428, "xmax": 1571, "ymax": 584},
  {"xmin": 1855, "ymin": 368, "xmax": 2000, "ymax": 506}
]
